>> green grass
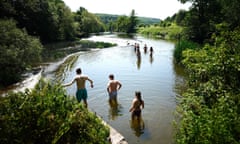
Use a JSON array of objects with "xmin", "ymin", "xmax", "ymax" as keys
[{"xmin": 138, "ymin": 23, "xmax": 183, "ymax": 40}]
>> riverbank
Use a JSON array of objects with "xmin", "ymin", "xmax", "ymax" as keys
[{"xmin": 0, "ymin": 38, "xmax": 128, "ymax": 144}]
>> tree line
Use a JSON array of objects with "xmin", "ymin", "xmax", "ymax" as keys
[{"xmin": 0, "ymin": 0, "xmax": 138, "ymax": 86}]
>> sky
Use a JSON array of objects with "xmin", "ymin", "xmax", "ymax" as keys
[{"xmin": 62, "ymin": 0, "xmax": 192, "ymax": 20}]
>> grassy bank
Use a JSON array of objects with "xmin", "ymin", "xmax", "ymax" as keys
[{"xmin": 138, "ymin": 23, "xmax": 183, "ymax": 40}]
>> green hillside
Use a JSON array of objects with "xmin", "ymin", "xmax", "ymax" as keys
[{"xmin": 95, "ymin": 13, "xmax": 161, "ymax": 25}]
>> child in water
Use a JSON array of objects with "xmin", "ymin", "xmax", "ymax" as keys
[{"xmin": 129, "ymin": 91, "xmax": 144, "ymax": 120}]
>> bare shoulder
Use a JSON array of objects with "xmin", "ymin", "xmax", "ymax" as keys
[{"xmin": 80, "ymin": 74, "xmax": 89, "ymax": 79}]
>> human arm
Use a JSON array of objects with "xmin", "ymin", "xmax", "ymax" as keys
[
  {"xmin": 117, "ymin": 81, "xmax": 122, "ymax": 90},
  {"xmin": 87, "ymin": 77, "xmax": 94, "ymax": 88},
  {"xmin": 141, "ymin": 101, "xmax": 144, "ymax": 109},
  {"xmin": 129, "ymin": 99, "xmax": 135, "ymax": 112},
  {"xmin": 62, "ymin": 78, "xmax": 75, "ymax": 87}
]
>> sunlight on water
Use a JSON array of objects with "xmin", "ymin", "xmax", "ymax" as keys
[{"xmin": 58, "ymin": 34, "xmax": 185, "ymax": 144}]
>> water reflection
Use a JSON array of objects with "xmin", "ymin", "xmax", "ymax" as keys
[
  {"xmin": 57, "ymin": 35, "xmax": 182, "ymax": 144},
  {"xmin": 136, "ymin": 56, "xmax": 141, "ymax": 69},
  {"xmin": 130, "ymin": 116, "xmax": 145, "ymax": 137},
  {"xmin": 108, "ymin": 99, "xmax": 122, "ymax": 120},
  {"xmin": 149, "ymin": 55, "xmax": 154, "ymax": 64}
]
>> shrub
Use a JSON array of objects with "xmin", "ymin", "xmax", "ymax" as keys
[
  {"xmin": 0, "ymin": 80, "xmax": 109, "ymax": 144},
  {"xmin": 174, "ymin": 40, "xmax": 199, "ymax": 64},
  {"xmin": 175, "ymin": 27, "xmax": 240, "ymax": 144}
]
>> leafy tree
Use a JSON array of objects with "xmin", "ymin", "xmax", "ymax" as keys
[
  {"xmin": 178, "ymin": 0, "xmax": 222, "ymax": 43},
  {"xmin": 127, "ymin": 9, "xmax": 138, "ymax": 33},
  {"xmin": 115, "ymin": 16, "xmax": 129, "ymax": 32},
  {"xmin": 0, "ymin": 0, "xmax": 77, "ymax": 43},
  {"xmin": 218, "ymin": 0, "xmax": 240, "ymax": 29},
  {"xmin": 55, "ymin": 1, "xmax": 77, "ymax": 41},
  {"xmin": 74, "ymin": 7, "xmax": 105, "ymax": 37},
  {"xmin": 175, "ymin": 10, "xmax": 188, "ymax": 26},
  {"xmin": 0, "ymin": 19, "xmax": 42, "ymax": 86}
]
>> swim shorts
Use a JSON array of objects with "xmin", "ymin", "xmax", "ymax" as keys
[
  {"xmin": 109, "ymin": 91, "xmax": 117, "ymax": 99},
  {"xmin": 76, "ymin": 88, "xmax": 88, "ymax": 102},
  {"xmin": 132, "ymin": 109, "xmax": 141, "ymax": 117}
]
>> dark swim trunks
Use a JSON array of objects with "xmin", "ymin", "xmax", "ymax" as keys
[
  {"xmin": 132, "ymin": 109, "xmax": 141, "ymax": 117},
  {"xmin": 76, "ymin": 88, "xmax": 87, "ymax": 102}
]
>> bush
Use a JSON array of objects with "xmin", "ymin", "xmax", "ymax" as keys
[
  {"xmin": 0, "ymin": 80, "xmax": 109, "ymax": 144},
  {"xmin": 175, "ymin": 27, "xmax": 240, "ymax": 144},
  {"xmin": 173, "ymin": 40, "xmax": 199, "ymax": 64}
]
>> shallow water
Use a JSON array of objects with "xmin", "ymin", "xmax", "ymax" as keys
[{"xmin": 56, "ymin": 34, "xmax": 185, "ymax": 144}]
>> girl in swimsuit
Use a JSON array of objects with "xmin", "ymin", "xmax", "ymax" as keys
[{"xmin": 129, "ymin": 91, "xmax": 144, "ymax": 120}]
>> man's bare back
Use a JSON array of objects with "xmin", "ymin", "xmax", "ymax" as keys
[
  {"xmin": 75, "ymin": 75, "xmax": 89, "ymax": 89},
  {"xmin": 62, "ymin": 68, "xmax": 93, "ymax": 107},
  {"xmin": 107, "ymin": 80, "xmax": 121, "ymax": 93},
  {"xmin": 107, "ymin": 74, "xmax": 122, "ymax": 101}
]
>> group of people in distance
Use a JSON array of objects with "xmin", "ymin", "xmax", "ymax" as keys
[
  {"xmin": 134, "ymin": 43, "xmax": 154, "ymax": 68},
  {"xmin": 62, "ymin": 68, "xmax": 144, "ymax": 120},
  {"xmin": 134, "ymin": 43, "xmax": 154, "ymax": 57}
]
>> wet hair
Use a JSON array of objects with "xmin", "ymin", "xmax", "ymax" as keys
[
  {"xmin": 135, "ymin": 91, "xmax": 142, "ymax": 101},
  {"xmin": 76, "ymin": 68, "xmax": 82, "ymax": 74},
  {"xmin": 109, "ymin": 74, "xmax": 114, "ymax": 79}
]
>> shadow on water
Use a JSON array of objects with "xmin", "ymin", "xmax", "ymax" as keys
[
  {"xmin": 130, "ymin": 116, "xmax": 145, "ymax": 137},
  {"xmin": 173, "ymin": 60, "xmax": 188, "ymax": 98},
  {"xmin": 108, "ymin": 99, "xmax": 123, "ymax": 120}
]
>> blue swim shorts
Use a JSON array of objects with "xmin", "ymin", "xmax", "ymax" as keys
[
  {"xmin": 76, "ymin": 88, "xmax": 88, "ymax": 102},
  {"xmin": 109, "ymin": 91, "xmax": 117, "ymax": 99}
]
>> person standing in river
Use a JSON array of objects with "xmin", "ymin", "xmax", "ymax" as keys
[
  {"xmin": 107, "ymin": 74, "xmax": 122, "ymax": 103},
  {"xmin": 149, "ymin": 46, "xmax": 154, "ymax": 57},
  {"xmin": 62, "ymin": 68, "xmax": 94, "ymax": 108},
  {"xmin": 129, "ymin": 91, "xmax": 144, "ymax": 120}
]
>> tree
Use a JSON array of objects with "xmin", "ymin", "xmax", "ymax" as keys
[
  {"xmin": 127, "ymin": 9, "xmax": 138, "ymax": 33},
  {"xmin": 0, "ymin": 19, "xmax": 42, "ymax": 86},
  {"xmin": 112, "ymin": 9, "xmax": 138, "ymax": 33},
  {"xmin": 74, "ymin": 7, "xmax": 105, "ymax": 37},
  {"xmin": 218, "ymin": 0, "xmax": 240, "ymax": 29},
  {"xmin": 178, "ymin": 0, "xmax": 222, "ymax": 43},
  {"xmin": 0, "ymin": 0, "xmax": 77, "ymax": 43},
  {"xmin": 175, "ymin": 10, "xmax": 188, "ymax": 26},
  {"xmin": 115, "ymin": 16, "xmax": 129, "ymax": 32}
]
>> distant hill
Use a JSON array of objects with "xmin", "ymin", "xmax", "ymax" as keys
[
  {"xmin": 95, "ymin": 13, "xmax": 161, "ymax": 25},
  {"xmin": 137, "ymin": 16, "xmax": 161, "ymax": 25}
]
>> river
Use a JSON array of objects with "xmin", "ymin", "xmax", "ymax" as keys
[{"xmin": 44, "ymin": 34, "xmax": 186, "ymax": 144}]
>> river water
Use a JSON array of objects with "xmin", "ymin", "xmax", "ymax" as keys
[{"xmin": 46, "ymin": 34, "xmax": 186, "ymax": 144}]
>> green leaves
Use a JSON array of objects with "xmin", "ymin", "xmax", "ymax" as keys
[
  {"xmin": 0, "ymin": 80, "xmax": 109, "ymax": 143},
  {"xmin": 175, "ymin": 27, "xmax": 240, "ymax": 143},
  {"xmin": 0, "ymin": 19, "xmax": 43, "ymax": 85}
]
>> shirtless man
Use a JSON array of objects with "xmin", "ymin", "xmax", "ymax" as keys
[
  {"xmin": 129, "ymin": 91, "xmax": 144, "ymax": 120},
  {"xmin": 107, "ymin": 74, "xmax": 122, "ymax": 101},
  {"xmin": 63, "ymin": 68, "xmax": 93, "ymax": 108}
]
